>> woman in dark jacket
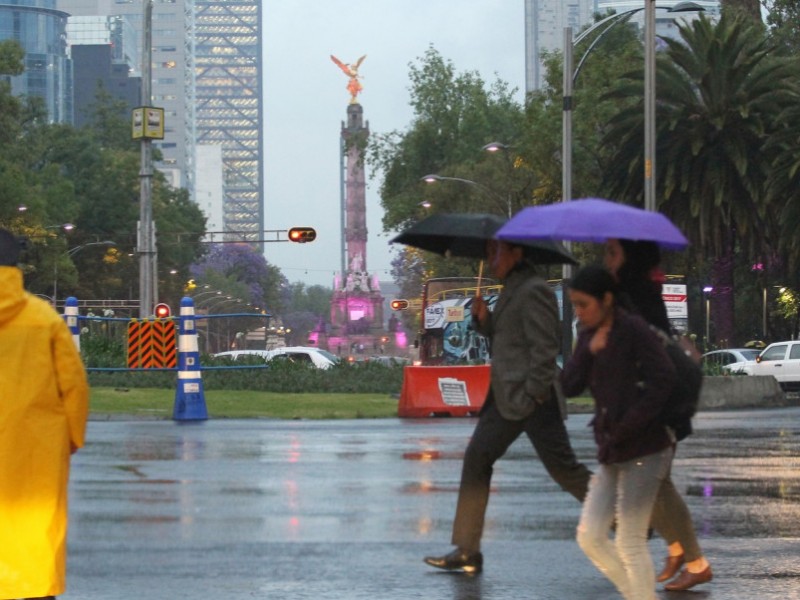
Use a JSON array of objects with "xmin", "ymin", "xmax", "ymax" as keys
[
  {"xmin": 562, "ymin": 265, "xmax": 675, "ymax": 600},
  {"xmin": 605, "ymin": 239, "xmax": 713, "ymax": 591}
]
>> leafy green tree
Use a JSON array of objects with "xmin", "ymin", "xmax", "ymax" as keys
[
  {"xmin": 368, "ymin": 46, "xmax": 530, "ymax": 293},
  {"xmin": 602, "ymin": 14, "xmax": 798, "ymax": 345},
  {"xmin": 723, "ymin": 0, "xmax": 763, "ymax": 19},
  {"xmin": 0, "ymin": 85, "xmax": 208, "ymax": 305},
  {"xmin": 369, "ymin": 46, "xmax": 526, "ymax": 232},
  {"xmin": 280, "ymin": 282, "xmax": 334, "ymax": 346},
  {"xmin": 764, "ymin": 0, "xmax": 800, "ymax": 50}
]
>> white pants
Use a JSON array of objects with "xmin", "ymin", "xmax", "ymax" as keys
[{"xmin": 577, "ymin": 446, "xmax": 673, "ymax": 600}]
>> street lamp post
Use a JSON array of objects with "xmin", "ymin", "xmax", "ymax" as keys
[
  {"xmin": 561, "ymin": 2, "xmax": 704, "ymax": 359},
  {"xmin": 53, "ymin": 241, "xmax": 116, "ymax": 308},
  {"xmin": 703, "ymin": 285, "xmax": 713, "ymax": 349},
  {"xmin": 562, "ymin": 27, "xmax": 575, "ymax": 363},
  {"xmin": 644, "ymin": 0, "xmax": 657, "ymax": 211},
  {"xmin": 192, "ymin": 289, "xmax": 223, "ymax": 303},
  {"xmin": 563, "ymin": 2, "xmax": 704, "ymax": 213},
  {"xmin": 481, "ymin": 142, "xmax": 516, "ymax": 217},
  {"xmin": 421, "ymin": 174, "xmax": 511, "ymax": 217}
]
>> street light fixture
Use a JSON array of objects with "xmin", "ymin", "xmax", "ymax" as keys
[
  {"xmin": 192, "ymin": 289, "xmax": 223, "ymax": 303},
  {"xmin": 46, "ymin": 223, "xmax": 76, "ymax": 233},
  {"xmin": 53, "ymin": 240, "xmax": 116, "ymax": 308},
  {"xmin": 560, "ymin": 2, "xmax": 704, "ymax": 360},
  {"xmin": 481, "ymin": 141, "xmax": 511, "ymax": 153},
  {"xmin": 421, "ymin": 174, "xmax": 511, "ymax": 217},
  {"xmin": 563, "ymin": 2, "xmax": 705, "ymax": 211},
  {"xmin": 703, "ymin": 285, "xmax": 713, "ymax": 348}
]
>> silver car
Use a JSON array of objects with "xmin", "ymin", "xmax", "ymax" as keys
[{"xmin": 701, "ymin": 348, "xmax": 760, "ymax": 374}]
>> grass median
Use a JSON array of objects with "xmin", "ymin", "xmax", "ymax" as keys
[
  {"xmin": 89, "ymin": 387, "xmax": 401, "ymax": 419},
  {"xmin": 90, "ymin": 387, "xmax": 594, "ymax": 420}
]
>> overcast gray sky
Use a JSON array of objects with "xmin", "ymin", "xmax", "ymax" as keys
[{"xmin": 262, "ymin": 1, "xmax": 526, "ymax": 288}]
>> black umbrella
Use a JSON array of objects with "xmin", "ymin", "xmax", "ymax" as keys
[{"xmin": 391, "ymin": 212, "xmax": 577, "ymax": 265}]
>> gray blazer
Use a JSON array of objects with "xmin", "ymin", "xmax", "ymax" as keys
[{"xmin": 476, "ymin": 263, "xmax": 561, "ymax": 421}]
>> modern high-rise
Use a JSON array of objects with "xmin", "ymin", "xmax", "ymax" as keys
[
  {"xmin": 67, "ymin": 15, "xmax": 141, "ymax": 127},
  {"xmin": 58, "ymin": 0, "xmax": 263, "ymax": 239},
  {"xmin": 0, "ymin": 0, "xmax": 72, "ymax": 123},
  {"xmin": 525, "ymin": 0, "xmax": 721, "ymax": 92},
  {"xmin": 525, "ymin": 0, "xmax": 596, "ymax": 92}
]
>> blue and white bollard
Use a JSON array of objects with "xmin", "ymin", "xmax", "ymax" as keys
[
  {"xmin": 64, "ymin": 296, "xmax": 80, "ymax": 351},
  {"xmin": 173, "ymin": 296, "xmax": 208, "ymax": 421}
]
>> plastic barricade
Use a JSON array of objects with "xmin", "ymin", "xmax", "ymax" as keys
[{"xmin": 397, "ymin": 365, "xmax": 490, "ymax": 417}]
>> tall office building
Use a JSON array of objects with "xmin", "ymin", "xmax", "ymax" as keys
[
  {"xmin": 0, "ymin": 0, "xmax": 72, "ymax": 123},
  {"xmin": 58, "ymin": 0, "xmax": 263, "ymax": 240},
  {"xmin": 525, "ymin": 0, "xmax": 720, "ymax": 93},
  {"xmin": 525, "ymin": 0, "xmax": 596, "ymax": 92},
  {"xmin": 68, "ymin": 15, "xmax": 140, "ymax": 127},
  {"xmin": 192, "ymin": 0, "xmax": 262, "ymax": 238}
]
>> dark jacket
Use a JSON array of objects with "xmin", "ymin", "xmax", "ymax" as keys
[
  {"xmin": 617, "ymin": 275, "xmax": 671, "ymax": 334},
  {"xmin": 475, "ymin": 263, "xmax": 560, "ymax": 421},
  {"xmin": 561, "ymin": 308, "xmax": 675, "ymax": 464}
]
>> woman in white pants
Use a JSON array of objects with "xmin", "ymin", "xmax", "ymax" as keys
[{"xmin": 562, "ymin": 265, "xmax": 676, "ymax": 600}]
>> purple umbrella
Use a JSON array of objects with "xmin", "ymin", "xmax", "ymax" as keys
[{"xmin": 496, "ymin": 198, "xmax": 689, "ymax": 250}]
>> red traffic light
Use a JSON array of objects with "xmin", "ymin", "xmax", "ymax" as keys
[
  {"xmin": 154, "ymin": 303, "xmax": 171, "ymax": 318},
  {"xmin": 390, "ymin": 299, "xmax": 409, "ymax": 311},
  {"xmin": 288, "ymin": 227, "xmax": 317, "ymax": 243}
]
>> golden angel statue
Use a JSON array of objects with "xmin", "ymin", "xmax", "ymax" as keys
[{"xmin": 331, "ymin": 54, "xmax": 366, "ymax": 104}]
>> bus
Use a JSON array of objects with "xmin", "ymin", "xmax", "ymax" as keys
[
  {"xmin": 418, "ymin": 277, "xmax": 502, "ymax": 366},
  {"xmin": 417, "ymin": 276, "xmax": 574, "ymax": 366}
]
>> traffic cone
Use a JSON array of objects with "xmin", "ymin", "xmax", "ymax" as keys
[
  {"xmin": 173, "ymin": 296, "xmax": 208, "ymax": 421},
  {"xmin": 64, "ymin": 296, "xmax": 81, "ymax": 351}
]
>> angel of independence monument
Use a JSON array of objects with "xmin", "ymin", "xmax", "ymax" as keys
[{"xmin": 309, "ymin": 55, "xmax": 405, "ymax": 357}]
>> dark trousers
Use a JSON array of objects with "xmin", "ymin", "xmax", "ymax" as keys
[
  {"xmin": 451, "ymin": 393, "xmax": 592, "ymax": 552},
  {"xmin": 650, "ymin": 460, "xmax": 703, "ymax": 561}
]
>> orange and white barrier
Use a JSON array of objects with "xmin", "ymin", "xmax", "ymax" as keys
[{"xmin": 397, "ymin": 365, "xmax": 490, "ymax": 418}]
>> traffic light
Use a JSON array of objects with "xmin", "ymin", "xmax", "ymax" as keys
[
  {"xmin": 390, "ymin": 299, "xmax": 409, "ymax": 311},
  {"xmin": 288, "ymin": 227, "xmax": 317, "ymax": 243},
  {"xmin": 154, "ymin": 303, "xmax": 171, "ymax": 319}
]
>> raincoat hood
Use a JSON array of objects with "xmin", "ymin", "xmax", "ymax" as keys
[{"xmin": 0, "ymin": 267, "xmax": 26, "ymax": 325}]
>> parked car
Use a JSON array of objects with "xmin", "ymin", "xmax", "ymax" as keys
[
  {"xmin": 749, "ymin": 341, "xmax": 800, "ymax": 390},
  {"xmin": 701, "ymin": 348, "xmax": 760, "ymax": 375},
  {"xmin": 211, "ymin": 350, "xmax": 270, "ymax": 363},
  {"xmin": 212, "ymin": 347, "xmax": 339, "ymax": 370}
]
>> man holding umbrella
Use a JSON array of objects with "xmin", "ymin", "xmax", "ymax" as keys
[{"xmin": 423, "ymin": 239, "xmax": 592, "ymax": 573}]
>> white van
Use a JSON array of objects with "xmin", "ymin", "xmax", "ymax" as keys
[{"xmin": 751, "ymin": 341, "xmax": 800, "ymax": 390}]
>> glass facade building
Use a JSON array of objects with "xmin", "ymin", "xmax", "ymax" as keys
[
  {"xmin": 191, "ymin": 0, "xmax": 262, "ymax": 238},
  {"xmin": 58, "ymin": 0, "xmax": 264, "ymax": 240},
  {"xmin": 0, "ymin": 0, "xmax": 72, "ymax": 123}
]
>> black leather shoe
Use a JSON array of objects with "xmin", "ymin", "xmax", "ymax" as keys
[{"xmin": 424, "ymin": 548, "xmax": 483, "ymax": 574}]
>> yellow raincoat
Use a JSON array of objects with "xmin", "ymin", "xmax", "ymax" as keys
[{"xmin": 0, "ymin": 266, "xmax": 89, "ymax": 598}]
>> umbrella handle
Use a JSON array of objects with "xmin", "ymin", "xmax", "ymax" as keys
[{"xmin": 476, "ymin": 260, "xmax": 483, "ymax": 297}]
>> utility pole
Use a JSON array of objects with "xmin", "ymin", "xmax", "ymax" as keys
[
  {"xmin": 644, "ymin": 0, "xmax": 657, "ymax": 211},
  {"xmin": 561, "ymin": 27, "xmax": 574, "ymax": 363},
  {"xmin": 138, "ymin": 0, "xmax": 157, "ymax": 317}
]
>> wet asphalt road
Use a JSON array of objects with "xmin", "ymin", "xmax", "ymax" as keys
[{"xmin": 60, "ymin": 407, "xmax": 800, "ymax": 599}]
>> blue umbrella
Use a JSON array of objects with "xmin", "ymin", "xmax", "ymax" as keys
[{"xmin": 496, "ymin": 198, "xmax": 689, "ymax": 250}]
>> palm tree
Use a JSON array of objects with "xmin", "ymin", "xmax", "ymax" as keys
[
  {"xmin": 767, "ymin": 97, "xmax": 800, "ymax": 254},
  {"xmin": 601, "ymin": 14, "xmax": 798, "ymax": 345}
]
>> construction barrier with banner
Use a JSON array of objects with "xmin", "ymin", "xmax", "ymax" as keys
[{"xmin": 397, "ymin": 365, "xmax": 490, "ymax": 417}]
